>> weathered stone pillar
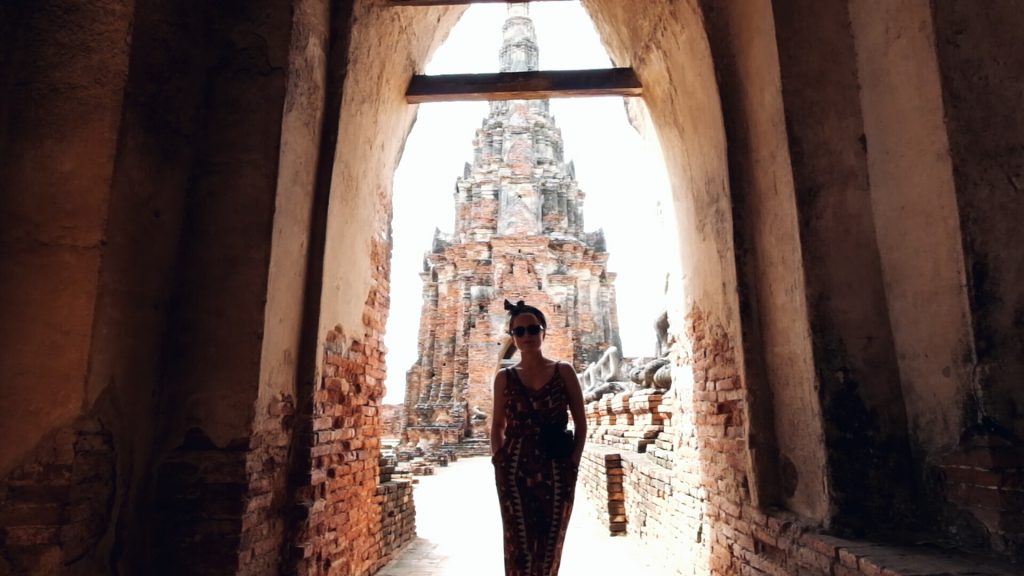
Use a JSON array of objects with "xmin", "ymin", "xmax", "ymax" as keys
[{"xmin": 771, "ymin": 0, "xmax": 918, "ymax": 531}]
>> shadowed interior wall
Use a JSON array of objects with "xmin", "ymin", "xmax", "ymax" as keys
[
  {"xmin": 933, "ymin": 1, "xmax": 1024, "ymax": 442},
  {"xmin": 1, "ymin": 0, "xmax": 1022, "ymax": 574},
  {"xmin": 86, "ymin": 0, "xmax": 214, "ymax": 569},
  {"xmin": 931, "ymin": 1, "xmax": 1024, "ymax": 555},
  {"xmin": 771, "ymin": 0, "xmax": 917, "ymax": 531},
  {"xmin": 846, "ymin": 3, "xmax": 986, "ymax": 545},
  {"xmin": 848, "ymin": 0, "xmax": 972, "ymax": 465},
  {"xmin": 0, "ymin": 0, "xmax": 132, "ymax": 477},
  {"xmin": 146, "ymin": 2, "xmax": 292, "ymax": 572},
  {"xmin": 0, "ymin": 2, "xmax": 132, "ymax": 572}
]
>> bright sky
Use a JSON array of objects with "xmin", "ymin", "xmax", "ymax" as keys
[{"xmin": 383, "ymin": 2, "xmax": 674, "ymax": 404}]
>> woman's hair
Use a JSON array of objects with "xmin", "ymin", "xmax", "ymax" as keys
[{"xmin": 504, "ymin": 299, "xmax": 547, "ymax": 333}]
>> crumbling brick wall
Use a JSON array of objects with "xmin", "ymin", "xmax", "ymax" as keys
[
  {"xmin": 237, "ymin": 394, "xmax": 297, "ymax": 574},
  {"xmin": 152, "ymin": 430, "xmax": 250, "ymax": 575},
  {"xmin": 576, "ymin": 307, "xmax": 1008, "ymax": 576},
  {"xmin": 371, "ymin": 456, "xmax": 416, "ymax": 574},
  {"xmin": 0, "ymin": 419, "xmax": 114, "ymax": 574},
  {"xmin": 288, "ymin": 233, "xmax": 392, "ymax": 575}
]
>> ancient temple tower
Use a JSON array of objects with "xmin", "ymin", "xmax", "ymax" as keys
[{"xmin": 403, "ymin": 4, "xmax": 621, "ymax": 447}]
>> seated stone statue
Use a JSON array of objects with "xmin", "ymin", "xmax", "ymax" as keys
[
  {"xmin": 580, "ymin": 346, "xmax": 632, "ymax": 402},
  {"xmin": 581, "ymin": 346, "xmax": 626, "ymax": 390},
  {"xmin": 581, "ymin": 362, "xmax": 597, "ymax": 391},
  {"xmin": 630, "ymin": 357, "xmax": 671, "ymax": 390},
  {"xmin": 654, "ymin": 362, "xmax": 673, "ymax": 389},
  {"xmin": 583, "ymin": 380, "xmax": 628, "ymax": 403}
]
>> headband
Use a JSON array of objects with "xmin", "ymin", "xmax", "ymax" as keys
[{"xmin": 503, "ymin": 299, "xmax": 527, "ymax": 313}]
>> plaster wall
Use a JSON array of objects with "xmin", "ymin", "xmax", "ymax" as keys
[
  {"xmin": 0, "ymin": 0, "xmax": 132, "ymax": 476},
  {"xmin": 771, "ymin": 0, "xmax": 916, "ymax": 529},
  {"xmin": 255, "ymin": 0, "xmax": 329, "ymax": 440},
  {"xmin": 298, "ymin": 2, "xmax": 465, "ymax": 573},
  {"xmin": 933, "ymin": 1, "xmax": 1024, "ymax": 442},
  {"xmin": 700, "ymin": 0, "xmax": 828, "ymax": 521},
  {"xmin": 154, "ymin": 0, "xmax": 291, "ymax": 451},
  {"xmin": 578, "ymin": 2, "xmax": 762, "ymax": 512},
  {"xmin": 236, "ymin": 2, "xmax": 332, "ymax": 572},
  {"xmin": 317, "ymin": 0, "xmax": 465, "ymax": 348},
  {"xmin": 84, "ymin": 0, "xmax": 217, "ymax": 568},
  {"xmin": 847, "ymin": 0, "xmax": 973, "ymax": 456}
]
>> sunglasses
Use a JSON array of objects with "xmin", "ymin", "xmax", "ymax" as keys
[{"xmin": 510, "ymin": 324, "xmax": 544, "ymax": 337}]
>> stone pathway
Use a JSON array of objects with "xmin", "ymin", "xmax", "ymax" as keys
[{"xmin": 377, "ymin": 456, "xmax": 668, "ymax": 576}]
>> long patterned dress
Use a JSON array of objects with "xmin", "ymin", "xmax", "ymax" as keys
[{"xmin": 493, "ymin": 363, "xmax": 578, "ymax": 576}]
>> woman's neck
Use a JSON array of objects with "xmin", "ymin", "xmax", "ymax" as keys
[{"xmin": 518, "ymin": 350, "xmax": 546, "ymax": 368}]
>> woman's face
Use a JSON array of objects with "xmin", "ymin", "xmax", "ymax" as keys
[{"xmin": 511, "ymin": 312, "xmax": 545, "ymax": 352}]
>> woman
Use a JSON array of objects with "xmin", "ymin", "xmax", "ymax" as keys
[{"xmin": 491, "ymin": 299, "xmax": 587, "ymax": 576}]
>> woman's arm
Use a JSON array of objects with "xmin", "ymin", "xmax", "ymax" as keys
[
  {"xmin": 490, "ymin": 369, "xmax": 508, "ymax": 457},
  {"xmin": 562, "ymin": 362, "xmax": 587, "ymax": 465}
]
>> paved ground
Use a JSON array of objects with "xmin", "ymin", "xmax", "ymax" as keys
[{"xmin": 378, "ymin": 456, "xmax": 664, "ymax": 576}]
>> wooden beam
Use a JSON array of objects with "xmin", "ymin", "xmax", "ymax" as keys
[
  {"xmin": 391, "ymin": 0, "xmax": 571, "ymax": 6},
  {"xmin": 406, "ymin": 68, "xmax": 642, "ymax": 103}
]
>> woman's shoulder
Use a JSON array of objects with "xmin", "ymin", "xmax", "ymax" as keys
[
  {"xmin": 554, "ymin": 361, "xmax": 580, "ymax": 383},
  {"xmin": 494, "ymin": 366, "xmax": 510, "ymax": 384},
  {"xmin": 553, "ymin": 360, "xmax": 573, "ymax": 376}
]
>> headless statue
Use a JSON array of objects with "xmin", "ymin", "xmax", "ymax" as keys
[{"xmin": 581, "ymin": 346, "xmax": 629, "ymax": 402}]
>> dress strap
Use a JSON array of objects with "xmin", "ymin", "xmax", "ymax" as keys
[{"xmin": 551, "ymin": 362, "xmax": 565, "ymax": 383}]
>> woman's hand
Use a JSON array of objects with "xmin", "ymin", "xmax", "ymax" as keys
[{"xmin": 563, "ymin": 363, "xmax": 587, "ymax": 469}]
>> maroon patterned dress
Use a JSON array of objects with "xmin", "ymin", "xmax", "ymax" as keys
[{"xmin": 493, "ymin": 363, "xmax": 578, "ymax": 576}]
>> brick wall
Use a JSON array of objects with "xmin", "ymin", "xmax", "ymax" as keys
[
  {"xmin": 289, "ymin": 235, "xmax": 391, "ymax": 575},
  {"xmin": 371, "ymin": 455, "xmax": 415, "ymax": 573},
  {"xmin": 578, "ymin": 448, "xmax": 626, "ymax": 535},
  {"xmin": 371, "ymin": 481, "xmax": 415, "ymax": 572},
  {"xmin": 148, "ymin": 399, "xmax": 294, "ymax": 576},
  {"xmin": 238, "ymin": 394, "xmax": 296, "ymax": 574},
  {"xmin": 575, "ymin": 307, "xmax": 1014, "ymax": 576},
  {"xmin": 939, "ymin": 434, "xmax": 1024, "ymax": 560},
  {"xmin": 0, "ymin": 418, "xmax": 114, "ymax": 574},
  {"xmin": 380, "ymin": 405, "xmax": 405, "ymax": 440},
  {"xmin": 152, "ymin": 428, "xmax": 250, "ymax": 575}
]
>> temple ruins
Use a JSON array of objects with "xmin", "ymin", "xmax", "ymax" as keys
[{"xmin": 402, "ymin": 5, "xmax": 621, "ymax": 450}]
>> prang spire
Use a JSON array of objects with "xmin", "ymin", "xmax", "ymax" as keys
[{"xmin": 499, "ymin": 3, "xmax": 538, "ymax": 72}]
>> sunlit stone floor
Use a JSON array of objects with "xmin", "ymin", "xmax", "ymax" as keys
[{"xmin": 377, "ymin": 456, "xmax": 668, "ymax": 576}]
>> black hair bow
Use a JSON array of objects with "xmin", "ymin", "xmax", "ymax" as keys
[{"xmin": 503, "ymin": 299, "xmax": 526, "ymax": 312}]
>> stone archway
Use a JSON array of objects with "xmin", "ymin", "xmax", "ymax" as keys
[{"xmin": 307, "ymin": 2, "xmax": 812, "ymax": 574}]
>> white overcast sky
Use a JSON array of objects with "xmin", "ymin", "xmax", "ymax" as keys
[{"xmin": 383, "ymin": 2, "xmax": 674, "ymax": 404}]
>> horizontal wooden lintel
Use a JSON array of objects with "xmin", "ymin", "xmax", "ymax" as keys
[{"xmin": 406, "ymin": 68, "xmax": 642, "ymax": 103}]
